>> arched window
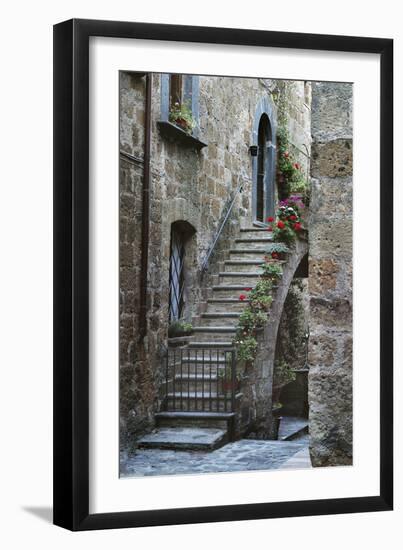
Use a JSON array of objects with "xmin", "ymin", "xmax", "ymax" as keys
[
  {"xmin": 160, "ymin": 74, "xmax": 200, "ymax": 138},
  {"xmin": 168, "ymin": 221, "xmax": 196, "ymax": 321}
]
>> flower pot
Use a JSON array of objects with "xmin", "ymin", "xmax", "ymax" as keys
[
  {"xmin": 289, "ymin": 192, "xmax": 303, "ymax": 201},
  {"xmin": 174, "ymin": 117, "xmax": 191, "ymax": 133},
  {"xmin": 222, "ymin": 379, "xmax": 240, "ymax": 394}
]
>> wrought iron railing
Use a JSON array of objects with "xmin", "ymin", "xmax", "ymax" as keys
[
  {"xmin": 162, "ymin": 347, "xmax": 237, "ymax": 413},
  {"xmin": 200, "ymin": 181, "xmax": 244, "ymax": 275}
]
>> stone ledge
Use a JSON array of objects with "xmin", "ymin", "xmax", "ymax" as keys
[{"xmin": 157, "ymin": 121, "xmax": 207, "ymax": 149}]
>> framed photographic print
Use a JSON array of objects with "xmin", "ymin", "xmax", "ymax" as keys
[{"xmin": 53, "ymin": 19, "xmax": 393, "ymax": 530}]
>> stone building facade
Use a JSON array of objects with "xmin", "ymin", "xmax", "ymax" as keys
[
  {"xmin": 119, "ymin": 71, "xmax": 351, "ymax": 465},
  {"xmin": 308, "ymin": 82, "xmax": 353, "ymax": 466}
]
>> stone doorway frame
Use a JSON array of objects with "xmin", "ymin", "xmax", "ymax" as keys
[{"xmin": 251, "ymin": 96, "xmax": 277, "ymax": 224}]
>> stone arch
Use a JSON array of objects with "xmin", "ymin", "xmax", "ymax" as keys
[
  {"xmin": 164, "ymin": 199, "xmax": 200, "ymax": 322},
  {"xmin": 249, "ymin": 237, "xmax": 308, "ymax": 437},
  {"xmin": 169, "ymin": 220, "xmax": 197, "ymax": 323},
  {"xmin": 251, "ymin": 96, "xmax": 277, "ymax": 223}
]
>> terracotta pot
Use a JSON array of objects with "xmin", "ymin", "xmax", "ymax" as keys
[
  {"xmin": 277, "ymin": 173, "xmax": 286, "ymax": 186},
  {"xmin": 175, "ymin": 117, "xmax": 190, "ymax": 132},
  {"xmin": 222, "ymin": 379, "xmax": 240, "ymax": 393}
]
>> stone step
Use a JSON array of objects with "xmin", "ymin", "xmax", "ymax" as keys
[
  {"xmin": 229, "ymin": 249, "xmax": 269, "ymax": 260},
  {"xmin": 206, "ymin": 298, "xmax": 249, "ymax": 312},
  {"xmin": 278, "ymin": 416, "xmax": 309, "ymax": 441},
  {"xmin": 172, "ymin": 373, "xmax": 222, "ymax": 392},
  {"xmin": 166, "ymin": 392, "xmax": 235, "ymax": 411},
  {"xmin": 137, "ymin": 427, "xmax": 227, "ymax": 451},
  {"xmin": 219, "ymin": 271, "xmax": 262, "ymax": 285},
  {"xmin": 224, "ymin": 260, "xmax": 265, "ymax": 272},
  {"xmin": 180, "ymin": 353, "xmax": 228, "ymax": 363},
  {"xmin": 235, "ymin": 237, "xmax": 274, "ymax": 243},
  {"xmin": 210, "ymin": 284, "xmax": 257, "ymax": 300},
  {"xmin": 171, "ymin": 366, "xmax": 225, "ymax": 379},
  {"xmin": 225, "ymin": 259, "xmax": 265, "ymax": 265},
  {"xmin": 174, "ymin": 373, "xmax": 219, "ymax": 381},
  {"xmin": 200, "ymin": 312, "xmax": 240, "ymax": 326},
  {"xmin": 210, "ymin": 283, "xmax": 278, "ymax": 300},
  {"xmin": 155, "ymin": 411, "xmax": 235, "ymax": 430},
  {"xmin": 193, "ymin": 325, "xmax": 237, "ymax": 332},
  {"xmin": 188, "ymin": 340, "xmax": 234, "ymax": 348},
  {"xmin": 169, "ymin": 354, "xmax": 229, "ymax": 373},
  {"xmin": 234, "ymin": 237, "xmax": 274, "ymax": 249},
  {"xmin": 240, "ymin": 227, "xmax": 271, "ymax": 232},
  {"xmin": 201, "ymin": 312, "xmax": 240, "ymax": 318},
  {"xmin": 192, "ymin": 327, "xmax": 237, "ymax": 343}
]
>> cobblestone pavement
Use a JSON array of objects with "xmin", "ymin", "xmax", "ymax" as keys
[{"xmin": 120, "ymin": 438, "xmax": 311, "ymax": 477}]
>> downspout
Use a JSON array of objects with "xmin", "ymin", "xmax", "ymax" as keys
[{"xmin": 139, "ymin": 73, "xmax": 152, "ymax": 340}]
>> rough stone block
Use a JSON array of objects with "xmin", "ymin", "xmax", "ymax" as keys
[{"xmin": 311, "ymin": 139, "xmax": 352, "ymax": 178}]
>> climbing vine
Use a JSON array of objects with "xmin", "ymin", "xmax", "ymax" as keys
[
  {"xmin": 277, "ymin": 127, "xmax": 308, "ymax": 196},
  {"xmin": 234, "ymin": 263, "xmax": 282, "ymax": 363}
]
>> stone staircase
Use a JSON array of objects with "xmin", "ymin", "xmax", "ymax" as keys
[{"xmin": 138, "ymin": 226, "xmax": 283, "ymax": 452}]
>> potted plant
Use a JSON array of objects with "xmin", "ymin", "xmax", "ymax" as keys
[
  {"xmin": 168, "ymin": 320, "xmax": 193, "ymax": 339},
  {"xmin": 264, "ymin": 241, "xmax": 290, "ymax": 262},
  {"xmin": 168, "ymin": 101, "xmax": 196, "ymax": 134},
  {"xmin": 219, "ymin": 368, "xmax": 241, "ymax": 394}
]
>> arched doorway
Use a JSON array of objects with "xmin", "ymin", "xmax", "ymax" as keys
[
  {"xmin": 255, "ymin": 115, "xmax": 271, "ymax": 222},
  {"xmin": 252, "ymin": 98, "xmax": 276, "ymax": 224}
]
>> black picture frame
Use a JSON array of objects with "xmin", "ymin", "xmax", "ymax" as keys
[{"xmin": 53, "ymin": 18, "xmax": 393, "ymax": 531}]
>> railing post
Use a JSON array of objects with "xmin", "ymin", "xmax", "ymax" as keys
[
  {"xmin": 231, "ymin": 348, "xmax": 236, "ymax": 413},
  {"xmin": 164, "ymin": 349, "xmax": 169, "ymax": 411}
]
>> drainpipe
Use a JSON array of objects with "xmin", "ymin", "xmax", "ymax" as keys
[{"xmin": 139, "ymin": 73, "xmax": 152, "ymax": 340}]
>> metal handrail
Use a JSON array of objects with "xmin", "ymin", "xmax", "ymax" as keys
[{"xmin": 200, "ymin": 181, "xmax": 244, "ymax": 274}]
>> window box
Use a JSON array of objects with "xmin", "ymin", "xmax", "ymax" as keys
[{"xmin": 157, "ymin": 120, "xmax": 207, "ymax": 149}]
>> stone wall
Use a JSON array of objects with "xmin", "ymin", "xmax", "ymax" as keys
[
  {"xmin": 276, "ymin": 278, "xmax": 309, "ymax": 372},
  {"xmin": 308, "ymin": 82, "xmax": 353, "ymax": 466},
  {"xmin": 119, "ymin": 73, "xmax": 312, "ymax": 447}
]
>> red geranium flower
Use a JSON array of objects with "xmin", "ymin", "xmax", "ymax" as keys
[
  {"xmin": 283, "ymin": 151, "xmax": 289, "ymax": 158},
  {"xmin": 244, "ymin": 287, "xmax": 252, "ymax": 291},
  {"xmin": 294, "ymin": 222, "xmax": 302, "ymax": 231},
  {"xmin": 271, "ymin": 252, "xmax": 279, "ymax": 259},
  {"xmin": 294, "ymin": 162, "xmax": 300, "ymax": 170},
  {"xmin": 290, "ymin": 215, "xmax": 297, "ymax": 221},
  {"xmin": 267, "ymin": 216, "xmax": 274, "ymax": 222},
  {"xmin": 239, "ymin": 294, "xmax": 246, "ymax": 301},
  {"xmin": 277, "ymin": 220, "xmax": 285, "ymax": 229}
]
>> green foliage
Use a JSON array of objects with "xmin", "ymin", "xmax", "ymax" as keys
[
  {"xmin": 235, "ymin": 336, "xmax": 258, "ymax": 363},
  {"xmin": 277, "ymin": 126, "xmax": 308, "ymax": 197},
  {"xmin": 249, "ymin": 278, "xmax": 273, "ymax": 310},
  {"xmin": 266, "ymin": 242, "xmax": 290, "ymax": 254},
  {"xmin": 168, "ymin": 320, "xmax": 193, "ymax": 338},
  {"xmin": 169, "ymin": 100, "xmax": 196, "ymax": 134},
  {"xmin": 289, "ymin": 177, "xmax": 307, "ymax": 194},
  {"xmin": 261, "ymin": 262, "xmax": 283, "ymax": 279},
  {"xmin": 273, "ymin": 359, "xmax": 296, "ymax": 388},
  {"xmin": 234, "ymin": 261, "xmax": 285, "ymax": 362},
  {"xmin": 272, "ymin": 223, "xmax": 297, "ymax": 244},
  {"xmin": 238, "ymin": 309, "xmax": 268, "ymax": 332}
]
